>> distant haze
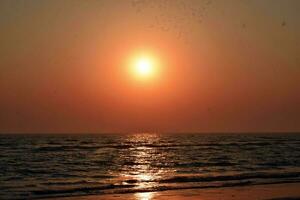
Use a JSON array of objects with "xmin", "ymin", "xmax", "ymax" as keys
[{"xmin": 0, "ymin": 0, "xmax": 299, "ymax": 133}]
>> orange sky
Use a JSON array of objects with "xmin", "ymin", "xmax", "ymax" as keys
[{"xmin": 0, "ymin": 0, "xmax": 299, "ymax": 133}]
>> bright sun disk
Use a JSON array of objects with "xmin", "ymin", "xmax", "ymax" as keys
[{"xmin": 135, "ymin": 57, "xmax": 154, "ymax": 78}]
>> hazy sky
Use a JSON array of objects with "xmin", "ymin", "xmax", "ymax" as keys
[{"xmin": 0, "ymin": 0, "xmax": 299, "ymax": 133}]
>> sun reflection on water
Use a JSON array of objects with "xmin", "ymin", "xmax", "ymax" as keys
[
  {"xmin": 119, "ymin": 133, "xmax": 170, "ymax": 199},
  {"xmin": 135, "ymin": 192, "xmax": 155, "ymax": 200}
]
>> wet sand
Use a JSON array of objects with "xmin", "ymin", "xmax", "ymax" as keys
[{"xmin": 56, "ymin": 183, "xmax": 300, "ymax": 200}]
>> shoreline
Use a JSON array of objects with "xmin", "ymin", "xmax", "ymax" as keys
[{"xmin": 52, "ymin": 182, "xmax": 300, "ymax": 200}]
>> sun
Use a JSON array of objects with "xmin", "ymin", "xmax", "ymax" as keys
[
  {"xmin": 127, "ymin": 51, "xmax": 161, "ymax": 82},
  {"xmin": 133, "ymin": 56, "xmax": 156, "ymax": 79},
  {"xmin": 136, "ymin": 58, "xmax": 153, "ymax": 76}
]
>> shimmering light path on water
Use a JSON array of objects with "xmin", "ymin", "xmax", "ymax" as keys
[{"xmin": 1, "ymin": 133, "xmax": 300, "ymax": 199}]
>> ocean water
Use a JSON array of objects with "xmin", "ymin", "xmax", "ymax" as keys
[{"xmin": 1, "ymin": 133, "xmax": 300, "ymax": 199}]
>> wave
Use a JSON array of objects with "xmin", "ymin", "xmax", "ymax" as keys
[
  {"xmin": 158, "ymin": 171, "xmax": 300, "ymax": 184},
  {"xmin": 32, "ymin": 184, "xmax": 135, "ymax": 196},
  {"xmin": 174, "ymin": 161, "xmax": 235, "ymax": 167},
  {"xmin": 27, "ymin": 178, "xmax": 300, "ymax": 200},
  {"xmin": 31, "ymin": 141, "xmax": 277, "ymax": 153}
]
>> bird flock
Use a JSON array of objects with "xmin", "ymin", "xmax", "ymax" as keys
[
  {"xmin": 130, "ymin": 0, "xmax": 213, "ymax": 40},
  {"xmin": 129, "ymin": 0, "xmax": 288, "ymax": 42}
]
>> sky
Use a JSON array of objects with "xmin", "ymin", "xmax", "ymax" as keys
[{"xmin": 0, "ymin": 0, "xmax": 299, "ymax": 133}]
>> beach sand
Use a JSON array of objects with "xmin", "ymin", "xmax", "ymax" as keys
[{"xmin": 55, "ymin": 183, "xmax": 300, "ymax": 200}]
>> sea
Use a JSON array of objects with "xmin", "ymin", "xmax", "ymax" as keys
[{"xmin": 1, "ymin": 133, "xmax": 300, "ymax": 199}]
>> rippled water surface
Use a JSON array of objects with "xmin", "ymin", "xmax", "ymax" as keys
[{"xmin": 1, "ymin": 133, "xmax": 300, "ymax": 199}]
